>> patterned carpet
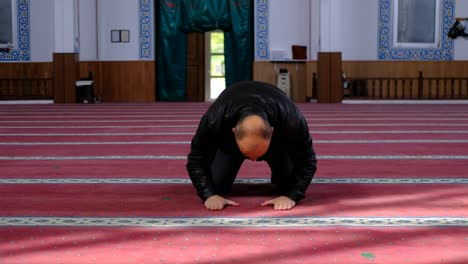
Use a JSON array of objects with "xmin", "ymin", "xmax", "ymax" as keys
[{"xmin": 0, "ymin": 103, "xmax": 467, "ymax": 264}]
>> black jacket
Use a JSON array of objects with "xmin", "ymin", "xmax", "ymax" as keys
[{"xmin": 186, "ymin": 81, "xmax": 317, "ymax": 202}]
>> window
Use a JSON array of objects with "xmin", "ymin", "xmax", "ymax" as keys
[
  {"xmin": 378, "ymin": 0, "xmax": 453, "ymax": 60},
  {"xmin": 0, "ymin": 0, "xmax": 17, "ymax": 49},
  {"xmin": 393, "ymin": 0, "xmax": 441, "ymax": 48},
  {"xmin": 206, "ymin": 31, "xmax": 225, "ymax": 101}
]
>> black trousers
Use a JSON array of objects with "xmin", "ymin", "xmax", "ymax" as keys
[{"xmin": 210, "ymin": 148, "xmax": 295, "ymax": 195}]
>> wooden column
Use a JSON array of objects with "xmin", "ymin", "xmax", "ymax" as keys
[
  {"xmin": 317, "ymin": 52, "xmax": 343, "ymax": 103},
  {"xmin": 53, "ymin": 53, "xmax": 79, "ymax": 103}
]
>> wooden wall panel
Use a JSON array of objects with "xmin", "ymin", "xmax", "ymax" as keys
[
  {"xmin": 79, "ymin": 61, "xmax": 155, "ymax": 102},
  {"xmin": 317, "ymin": 52, "xmax": 343, "ymax": 103},
  {"xmin": 329, "ymin": 53, "xmax": 343, "ymax": 103},
  {"xmin": 53, "ymin": 53, "xmax": 79, "ymax": 103},
  {"xmin": 253, "ymin": 61, "xmax": 278, "ymax": 84},
  {"xmin": 341, "ymin": 61, "xmax": 468, "ymax": 78},
  {"xmin": 341, "ymin": 61, "xmax": 468, "ymax": 99},
  {"xmin": 102, "ymin": 61, "xmax": 155, "ymax": 102},
  {"xmin": 0, "ymin": 63, "xmax": 54, "ymax": 100},
  {"xmin": 2, "ymin": 61, "xmax": 154, "ymax": 102},
  {"xmin": 255, "ymin": 60, "xmax": 468, "ymax": 102},
  {"xmin": 4, "ymin": 60, "xmax": 465, "ymax": 102},
  {"xmin": 53, "ymin": 55, "xmax": 65, "ymax": 103},
  {"xmin": 253, "ymin": 61, "xmax": 307, "ymax": 102},
  {"xmin": 317, "ymin": 53, "xmax": 331, "ymax": 103},
  {"xmin": 0, "ymin": 62, "xmax": 53, "ymax": 78}
]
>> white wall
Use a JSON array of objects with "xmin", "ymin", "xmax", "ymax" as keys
[
  {"xmin": 13, "ymin": 0, "xmax": 468, "ymax": 62},
  {"xmin": 25, "ymin": 0, "xmax": 150, "ymax": 62},
  {"xmin": 324, "ymin": 0, "xmax": 378, "ymax": 60},
  {"xmin": 78, "ymin": 0, "xmax": 97, "ymax": 61},
  {"xmin": 28, "ymin": 0, "xmax": 81, "ymax": 62},
  {"xmin": 267, "ymin": 0, "xmax": 378, "ymax": 61},
  {"xmin": 30, "ymin": 0, "xmax": 54, "ymax": 62},
  {"xmin": 266, "ymin": 0, "xmax": 378, "ymax": 60},
  {"xmin": 264, "ymin": 0, "xmax": 468, "ymax": 61},
  {"xmin": 97, "ymin": 0, "xmax": 140, "ymax": 61},
  {"xmin": 309, "ymin": 0, "xmax": 320, "ymax": 60},
  {"xmin": 54, "ymin": 0, "xmax": 77, "ymax": 53},
  {"xmin": 81, "ymin": 0, "xmax": 155, "ymax": 61},
  {"xmin": 269, "ymin": 0, "xmax": 310, "ymax": 60}
]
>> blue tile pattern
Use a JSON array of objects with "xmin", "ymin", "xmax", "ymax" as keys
[
  {"xmin": 378, "ymin": 0, "xmax": 454, "ymax": 60},
  {"xmin": 0, "ymin": 0, "xmax": 30, "ymax": 62},
  {"xmin": 139, "ymin": 0, "xmax": 153, "ymax": 60},
  {"xmin": 255, "ymin": 0, "xmax": 269, "ymax": 60}
]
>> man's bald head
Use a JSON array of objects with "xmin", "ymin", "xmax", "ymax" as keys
[{"xmin": 232, "ymin": 115, "xmax": 273, "ymax": 161}]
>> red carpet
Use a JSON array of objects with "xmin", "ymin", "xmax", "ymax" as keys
[
  {"xmin": 1, "ymin": 159, "xmax": 467, "ymax": 178},
  {"xmin": 0, "ymin": 103, "xmax": 467, "ymax": 264},
  {"xmin": 1, "ymin": 227, "xmax": 467, "ymax": 264},
  {"xmin": 0, "ymin": 184, "xmax": 466, "ymax": 217},
  {"xmin": 2, "ymin": 142, "xmax": 468, "ymax": 156}
]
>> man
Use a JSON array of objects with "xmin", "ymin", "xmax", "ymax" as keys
[{"xmin": 186, "ymin": 80, "xmax": 317, "ymax": 211}]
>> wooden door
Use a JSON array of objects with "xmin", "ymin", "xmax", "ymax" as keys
[{"xmin": 186, "ymin": 32, "xmax": 205, "ymax": 101}]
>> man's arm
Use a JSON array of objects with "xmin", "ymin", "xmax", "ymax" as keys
[
  {"xmin": 286, "ymin": 117, "xmax": 317, "ymax": 202},
  {"xmin": 186, "ymin": 115, "xmax": 217, "ymax": 202}
]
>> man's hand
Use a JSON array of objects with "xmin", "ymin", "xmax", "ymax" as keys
[
  {"xmin": 204, "ymin": 195, "xmax": 239, "ymax": 210},
  {"xmin": 260, "ymin": 196, "xmax": 296, "ymax": 210}
]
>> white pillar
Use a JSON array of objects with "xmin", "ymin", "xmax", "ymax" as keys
[
  {"xmin": 78, "ymin": 0, "xmax": 97, "ymax": 60},
  {"xmin": 309, "ymin": 0, "xmax": 321, "ymax": 60},
  {"xmin": 54, "ymin": 0, "xmax": 78, "ymax": 53},
  {"xmin": 319, "ymin": 0, "xmax": 337, "ymax": 52}
]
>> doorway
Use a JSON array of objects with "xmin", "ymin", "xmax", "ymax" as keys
[
  {"xmin": 205, "ymin": 31, "xmax": 226, "ymax": 101},
  {"xmin": 156, "ymin": 1, "xmax": 253, "ymax": 102}
]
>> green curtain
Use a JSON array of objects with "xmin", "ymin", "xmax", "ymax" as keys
[
  {"xmin": 181, "ymin": 0, "xmax": 231, "ymax": 32},
  {"xmin": 224, "ymin": 0, "xmax": 253, "ymax": 86},
  {"xmin": 157, "ymin": 0, "xmax": 253, "ymax": 101},
  {"xmin": 157, "ymin": 0, "xmax": 187, "ymax": 101}
]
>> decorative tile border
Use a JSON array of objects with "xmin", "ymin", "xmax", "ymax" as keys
[
  {"xmin": 378, "ymin": 0, "xmax": 454, "ymax": 60},
  {"xmin": 0, "ymin": 177, "xmax": 466, "ymax": 184},
  {"xmin": 1, "ymin": 216, "xmax": 466, "ymax": 227},
  {"xmin": 0, "ymin": 0, "xmax": 30, "ymax": 62},
  {"xmin": 255, "ymin": 0, "xmax": 269, "ymax": 60},
  {"xmin": 139, "ymin": 0, "xmax": 152, "ymax": 60}
]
